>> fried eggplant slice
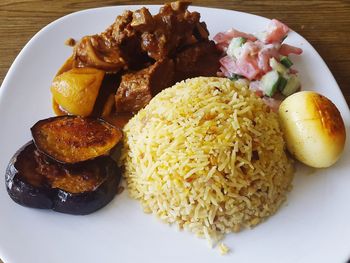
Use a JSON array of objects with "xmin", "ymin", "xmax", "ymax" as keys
[
  {"xmin": 31, "ymin": 116, "xmax": 122, "ymax": 164},
  {"xmin": 5, "ymin": 141, "xmax": 122, "ymax": 215}
]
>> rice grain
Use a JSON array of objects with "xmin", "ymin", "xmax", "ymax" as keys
[{"xmin": 120, "ymin": 77, "xmax": 294, "ymax": 243}]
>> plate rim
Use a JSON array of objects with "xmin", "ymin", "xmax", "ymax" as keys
[
  {"xmin": 1, "ymin": 4, "xmax": 349, "ymax": 115},
  {"xmin": 0, "ymin": 5, "xmax": 349, "ymax": 263}
]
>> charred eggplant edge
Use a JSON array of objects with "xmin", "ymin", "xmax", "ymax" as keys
[{"xmin": 31, "ymin": 115, "xmax": 122, "ymax": 164}]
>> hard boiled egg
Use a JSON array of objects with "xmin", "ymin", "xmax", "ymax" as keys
[{"xmin": 279, "ymin": 91, "xmax": 346, "ymax": 168}]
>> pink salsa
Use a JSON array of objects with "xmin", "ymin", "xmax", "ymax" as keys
[{"xmin": 214, "ymin": 19, "xmax": 303, "ymax": 109}]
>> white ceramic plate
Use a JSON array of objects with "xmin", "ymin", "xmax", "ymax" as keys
[{"xmin": 0, "ymin": 5, "xmax": 349, "ymax": 263}]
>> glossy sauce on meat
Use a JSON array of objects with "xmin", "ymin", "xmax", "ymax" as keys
[{"xmin": 53, "ymin": 1, "xmax": 221, "ymax": 124}]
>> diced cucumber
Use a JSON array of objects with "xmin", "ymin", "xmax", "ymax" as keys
[
  {"xmin": 278, "ymin": 76, "xmax": 288, "ymax": 91},
  {"xmin": 235, "ymin": 78, "xmax": 250, "ymax": 87},
  {"xmin": 229, "ymin": 74, "xmax": 243, "ymax": 81},
  {"xmin": 227, "ymin": 37, "xmax": 247, "ymax": 58},
  {"xmin": 231, "ymin": 37, "xmax": 247, "ymax": 47},
  {"xmin": 255, "ymin": 31, "xmax": 268, "ymax": 42},
  {"xmin": 261, "ymin": 70, "xmax": 281, "ymax": 97},
  {"xmin": 281, "ymin": 75, "xmax": 300, "ymax": 96},
  {"xmin": 269, "ymin": 57, "xmax": 287, "ymax": 75},
  {"xmin": 280, "ymin": 56, "xmax": 293, "ymax": 68}
]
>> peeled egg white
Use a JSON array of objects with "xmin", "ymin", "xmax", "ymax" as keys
[{"xmin": 278, "ymin": 91, "xmax": 346, "ymax": 168}]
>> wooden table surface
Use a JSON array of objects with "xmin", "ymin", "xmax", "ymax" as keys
[
  {"xmin": 1, "ymin": 0, "xmax": 350, "ymax": 108},
  {"xmin": 0, "ymin": 0, "xmax": 349, "ymax": 262}
]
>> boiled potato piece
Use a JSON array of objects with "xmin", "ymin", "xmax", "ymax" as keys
[
  {"xmin": 51, "ymin": 67, "xmax": 105, "ymax": 116},
  {"xmin": 55, "ymin": 55, "xmax": 74, "ymax": 76},
  {"xmin": 279, "ymin": 91, "xmax": 346, "ymax": 168}
]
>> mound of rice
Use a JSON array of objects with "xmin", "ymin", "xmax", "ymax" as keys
[{"xmin": 120, "ymin": 77, "xmax": 294, "ymax": 242}]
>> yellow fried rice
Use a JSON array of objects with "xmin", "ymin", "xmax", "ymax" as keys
[{"xmin": 120, "ymin": 77, "xmax": 294, "ymax": 243}]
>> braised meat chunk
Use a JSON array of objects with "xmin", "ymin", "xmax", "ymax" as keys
[
  {"xmin": 73, "ymin": 35, "xmax": 126, "ymax": 72},
  {"xmin": 53, "ymin": 1, "xmax": 221, "ymax": 122},
  {"xmin": 107, "ymin": 9, "xmax": 152, "ymax": 70},
  {"xmin": 138, "ymin": 1, "xmax": 200, "ymax": 60},
  {"xmin": 113, "ymin": 1, "xmax": 220, "ymax": 113},
  {"xmin": 130, "ymin": 7, "xmax": 155, "ymax": 31},
  {"xmin": 115, "ymin": 59, "xmax": 174, "ymax": 113},
  {"xmin": 174, "ymin": 41, "xmax": 221, "ymax": 82}
]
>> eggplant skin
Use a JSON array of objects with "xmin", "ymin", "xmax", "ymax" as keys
[
  {"xmin": 5, "ymin": 141, "xmax": 122, "ymax": 215},
  {"xmin": 52, "ymin": 157, "xmax": 121, "ymax": 215},
  {"xmin": 6, "ymin": 166, "xmax": 53, "ymax": 209},
  {"xmin": 6, "ymin": 142, "xmax": 53, "ymax": 209}
]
